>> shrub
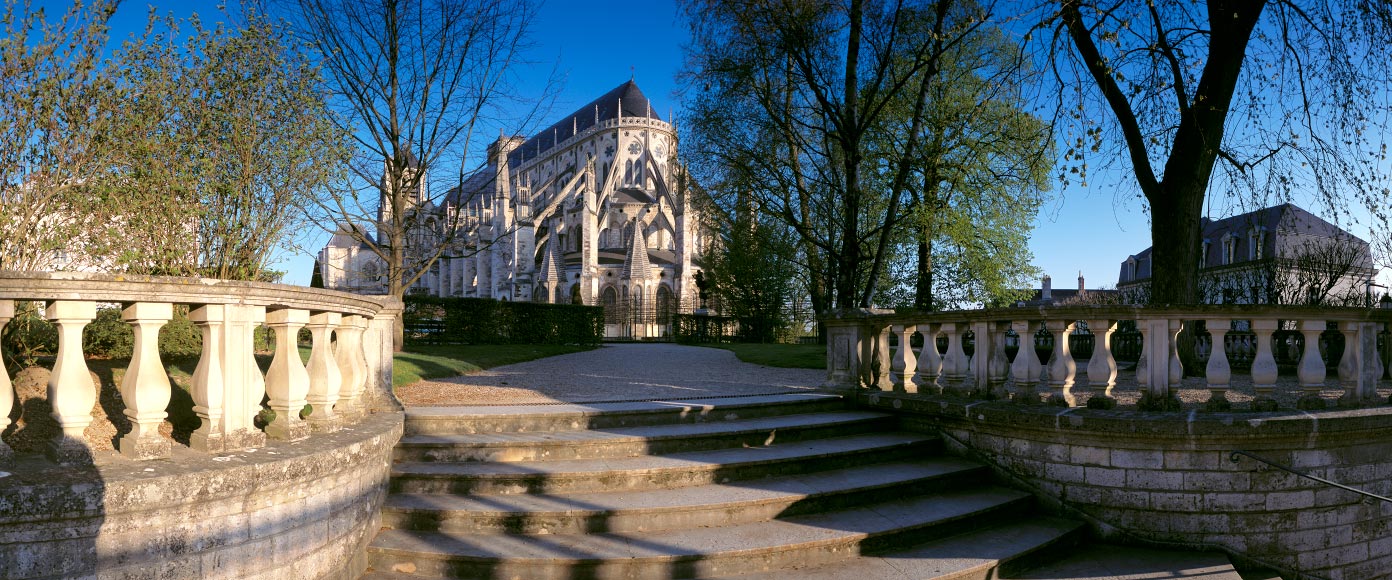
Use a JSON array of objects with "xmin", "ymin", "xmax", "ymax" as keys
[
  {"xmin": 402, "ymin": 296, "xmax": 603, "ymax": 345},
  {"xmin": 1, "ymin": 301, "xmax": 57, "ymax": 368}
]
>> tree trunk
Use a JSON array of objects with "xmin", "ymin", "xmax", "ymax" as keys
[
  {"xmin": 915, "ymin": 235, "xmax": 933, "ymax": 310},
  {"xmin": 1146, "ymin": 184, "xmax": 1205, "ymax": 305}
]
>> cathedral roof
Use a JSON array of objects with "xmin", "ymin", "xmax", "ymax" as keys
[
  {"xmin": 442, "ymin": 167, "xmax": 497, "ymax": 206},
  {"xmin": 508, "ymin": 80, "xmax": 664, "ymax": 168}
]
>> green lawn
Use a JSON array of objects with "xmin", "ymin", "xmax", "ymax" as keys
[
  {"xmin": 703, "ymin": 343, "xmax": 825, "ymax": 369},
  {"xmin": 393, "ymin": 344, "xmax": 595, "ymax": 387}
]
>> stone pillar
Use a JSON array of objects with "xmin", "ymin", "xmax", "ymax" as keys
[
  {"xmin": 335, "ymin": 315, "xmax": 369, "ymax": 419},
  {"xmin": 1297, "ymin": 319, "xmax": 1328, "ymax": 404},
  {"xmin": 1356, "ymin": 322, "xmax": 1382, "ymax": 403},
  {"xmin": 365, "ymin": 298, "xmax": 405, "ymax": 412},
  {"xmin": 914, "ymin": 324, "xmax": 942, "ymax": 393},
  {"xmin": 1204, "ymin": 319, "xmax": 1231, "ymax": 411},
  {"xmin": 1251, "ymin": 318, "xmax": 1280, "ymax": 408},
  {"xmin": 1086, "ymin": 319, "xmax": 1118, "ymax": 398},
  {"xmin": 304, "ymin": 312, "xmax": 343, "ymax": 432},
  {"xmin": 889, "ymin": 324, "xmax": 917, "ymax": 392},
  {"xmin": 1010, "ymin": 320, "xmax": 1042, "ymax": 404},
  {"xmin": 860, "ymin": 324, "xmax": 892, "ymax": 390},
  {"xmin": 189, "ymin": 305, "xmax": 227, "ymax": 452},
  {"xmin": 1136, "ymin": 320, "xmax": 1151, "ymax": 389},
  {"xmin": 0, "ymin": 300, "xmax": 12, "ymax": 463},
  {"xmin": 1043, "ymin": 319, "xmax": 1078, "ymax": 405},
  {"xmin": 265, "ymin": 308, "xmax": 311, "ymax": 441},
  {"xmin": 1140, "ymin": 318, "xmax": 1172, "ymax": 398},
  {"xmin": 230, "ymin": 305, "xmax": 268, "ymax": 450},
  {"xmin": 46, "ymin": 300, "xmax": 97, "ymax": 464},
  {"xmin": 824, "ymin": 323, "xmax": 860, "ymax": 391},
  {"xmin": 118, "ymin": 302, "xmax": 174, "ymax": 460}
]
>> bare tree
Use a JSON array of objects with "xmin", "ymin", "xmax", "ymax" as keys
[
  {"xmin": 289, "ymin": 0, "xmax": 541, "ymax": 348},
  {"xmin": 1203, "ymin": 234, "xmax": 1376, "ymax": 306},
  {"xmin": 1045, "ymin": 0, "xmax": 1392, "ymax": 304}
]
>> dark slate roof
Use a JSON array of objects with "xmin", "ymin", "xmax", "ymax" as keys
[
  {"xmin": 508, "ymin": 80, "xmax": 664, "ymax": 168},
  {"xmin": 443, "ymin": 168, "xmax": 497, "ymax": 206}
]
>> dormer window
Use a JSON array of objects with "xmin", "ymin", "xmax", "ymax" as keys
[
  {"xmin": 1222, "ymin": 233, "xmax": 1237, "ymax": 265},
  {"xmin": 1248, "ymin": 227, "xmax": 1266, "ymax": 260},
  {"xmin": 1201, "ymin": 239, "xmax": 1211, "ymax": 269}
]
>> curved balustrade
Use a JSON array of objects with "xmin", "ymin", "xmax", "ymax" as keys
[
  {"xmin": 825, "ymin": 304, "xmax": 1392, "ymax": 410},
  {"xmin": 0, "ymin": 271, "xmax": 402, "ymax": 465}
]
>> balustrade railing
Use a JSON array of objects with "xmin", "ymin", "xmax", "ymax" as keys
[
  {"xmin": 0, "ymin": 271, "xmax": 402, "ymax": 465},
  {"xmin": 826, "ymin": 305, "xmax": 1392, "ymax": 410}
]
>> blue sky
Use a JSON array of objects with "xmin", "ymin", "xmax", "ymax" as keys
[{"xmin": 57, "ymin": 0, "xmax": 1386, "ymax": 294}]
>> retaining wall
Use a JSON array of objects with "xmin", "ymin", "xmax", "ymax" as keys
[
  {"xmin": 862, "ymin": 392, "xmax": 1392, "ymax": 579},
  {"xmin": 0, "ymin": 411, "xmax": 403, "ymax": 579}
]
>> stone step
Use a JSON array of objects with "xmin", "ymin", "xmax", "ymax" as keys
[
  {"xmin": 394, "ymin": 410, "xmax": 897, "ymax": 462},
  {"xmin": 366, "ymin": 486, "xmax": 1036, "ymax": 579},
  {"xmin": 389, "ymin": 431, "xmax": 940, "ymax": 495},
  {"xmin": 726, "ymin": 517, "xmax": 1085, "ymax": 580},
  {"xmin": 1005, "ymin": 544, "xmax": 1243, "ymax": 579},
  {"xmin": 382, "ymin": 457, "xmax": 989, "ymax": 534},
  {"xmin": 401, "ymin": 393, "xmax": 849, "ymax": 436}
]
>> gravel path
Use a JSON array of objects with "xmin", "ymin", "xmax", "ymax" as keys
[{"xmin": 395, "ymin": 343, "xmax": 827, "ymax": 406}]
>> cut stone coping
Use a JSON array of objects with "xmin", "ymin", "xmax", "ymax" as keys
[
  {"xmin": 862, "ymin": 390, "xmax": 1392, "ymax": 440},
  {"xmin": 0, "ymin": 270, "xmax": 387, "ymax": 317}
]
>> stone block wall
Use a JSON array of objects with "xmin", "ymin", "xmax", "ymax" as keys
[
  {"xmin": 0, "ymin": 412, "xmax": 403, "ymax": 579},
  {"xmin": 864, "ymin": 393, "xmax": 1392, "ymax": 579}
]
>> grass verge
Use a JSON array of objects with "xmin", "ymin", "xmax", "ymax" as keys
[
  {"xmin": 702, "ymin": 343, "xmax": 825, "ymax": 369},
  {"xmin": 394, "ymin": 344, "xmax": 596, "ymax": 387}
]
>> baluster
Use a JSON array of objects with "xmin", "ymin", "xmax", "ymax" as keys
[
  {"xmin": 335, "ymin": 315, "xmax": 369, "ymax": 419},
  {"xmin": 1086, "ymin": 319, "xmax": 1118, "ymax": 401},
  {"xmin": 0, "ymin": 300, "xmax": 13, "ymax": 463},
  {"xmin": 1043, "ymin": 319, "xmax": 1078, "ymax": 406},
  {"xmin": 265, "ymin": 308, "xmax": 311, "ymax": 441},
  {"xmin": 189, "ymin": 305, "xmax": 226, "ymax": 452},
  {"xmin": 940, "ymin": 322, "xmax": 968, "ymax": 393},
  {"xmin": 1251, "ymin": 319, "xmax": 1279, "ymax": 409},
  {"xmin": 1010, "ymin": 320, "xmax": 1042, "ymax": 404},
  {"xmin": 1136, "ymin": 320, "xmax": 1150, "ymax": 389},
  {"xmin": 118, "ymin": 302, "xmax": 174, "ymax": 459},
  {"xmin": 234, "ymin": 305, "xmax": 268, "ymax": 449},
  {"xmin": 889, "ymin": 324, "xmax": 916, "ymax": 392},
  {"xmin": 1297, "ymin": 320, "xmax": 1327, "ymax": 407},
  {"xmin": 46, "ymin": 300, "xmax": 97, "ymax": 464},
  {"xmin": 305, "ymin": 312, "xmax": 343, "ymax": 431},
  {"xmin": 862, "ymin": 325, "xmax": 892, "ymax": 390},
  {"xmin": 914, "ymin": 324, "xmax": 942, "ymax": 393},
  {"xmin": 1204, "ymin": 319, "xmax": 1232, "ymax": 411},
  {"xmin": 971, "ymin": 321, "xmax": 992, "ymax": 395},
  {"xmin": 988, "ymin": 322, "xmax": 1010, "ymax": 391},
  {"xmin": 1168, "ymin": 319, "xmax": 1184, "ymax": 388},
  {"xmin": 1337, "ymin": 321, "xmax": 1359, "ymax": 403}
]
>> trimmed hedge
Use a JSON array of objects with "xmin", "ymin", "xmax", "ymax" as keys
[{"xmin": 403, "ymin": 296, "xmax": 603, "ymax": 346}]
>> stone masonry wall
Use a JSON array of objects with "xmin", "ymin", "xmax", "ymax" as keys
[
  {"xmin": 862, "ymin": 392, "xmax": 1392, "ymax": 580},
  {"xmin": 0, "ymin": 412, "xmax": 403, "ymax": 579}
]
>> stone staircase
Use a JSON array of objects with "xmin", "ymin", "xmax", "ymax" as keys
[{"xmin": 362, "ymin": 393, "xmax": 1242, "ymax": 580}]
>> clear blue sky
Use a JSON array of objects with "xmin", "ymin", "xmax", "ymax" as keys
[{"xmin": 62, "ymin": 0, "xmax": 1386, "ymax": 293}]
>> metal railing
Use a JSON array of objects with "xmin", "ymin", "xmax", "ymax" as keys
[{"xmin": 1229, "ymin": 450, "xmax": 1392, "ymax": 504}]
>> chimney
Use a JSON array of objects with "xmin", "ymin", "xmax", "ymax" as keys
[
  {"xmin": 1042, "ymin": 275, "xmax": 1052, "ymax": 301},
  {"xmin": 1078, "ymin": 271, "xmax": 1085, "ymax": 292}
]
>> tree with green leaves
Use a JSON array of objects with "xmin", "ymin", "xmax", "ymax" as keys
[
  {"xmin": 0, "ymin": 0, "xmax": 120, "ymax": 272},
  {"xmin": 705, "ymin": 198, "xmax": 800, "ymax": 343}
]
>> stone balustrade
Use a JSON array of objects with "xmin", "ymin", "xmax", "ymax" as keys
[
  {"xmin": 0, "ymin": 271, "xmax": 403, "ymax": 465},
  {"xmin": 825, "ymin": 304, "xmax": 1392, "ymax": 410}
]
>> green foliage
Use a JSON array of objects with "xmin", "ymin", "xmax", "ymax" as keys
[
  {"xmin": 0, "ymin": 302, "xmax": 57, "ymax": 368},
  {"xmin": 706, "ymin": 214, "xmax": 799, "ymax": 343},
  {"xmin": 402, "ymin": 296, "xmax": 603, "ymax": 346},
  {"xmin": 672, "ymin": 314, "xmax": 740, "ymax": 344}
]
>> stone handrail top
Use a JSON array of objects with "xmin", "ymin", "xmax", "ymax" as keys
[
  {"xmin": 0, "ymin": 270, "xmax": 390, "ymax": 317},
  {"xmin": 823, "ymin": 304, "xmax": 1392, "ymax": 325}
]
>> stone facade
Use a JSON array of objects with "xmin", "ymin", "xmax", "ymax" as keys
[
  {"xmin": 318, "ymin": 81, "xmax": 709, "ymax": 337},
  {"xmin": 1118, "ymin": 203, "xmax": 1379, "ymax": 305}
]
